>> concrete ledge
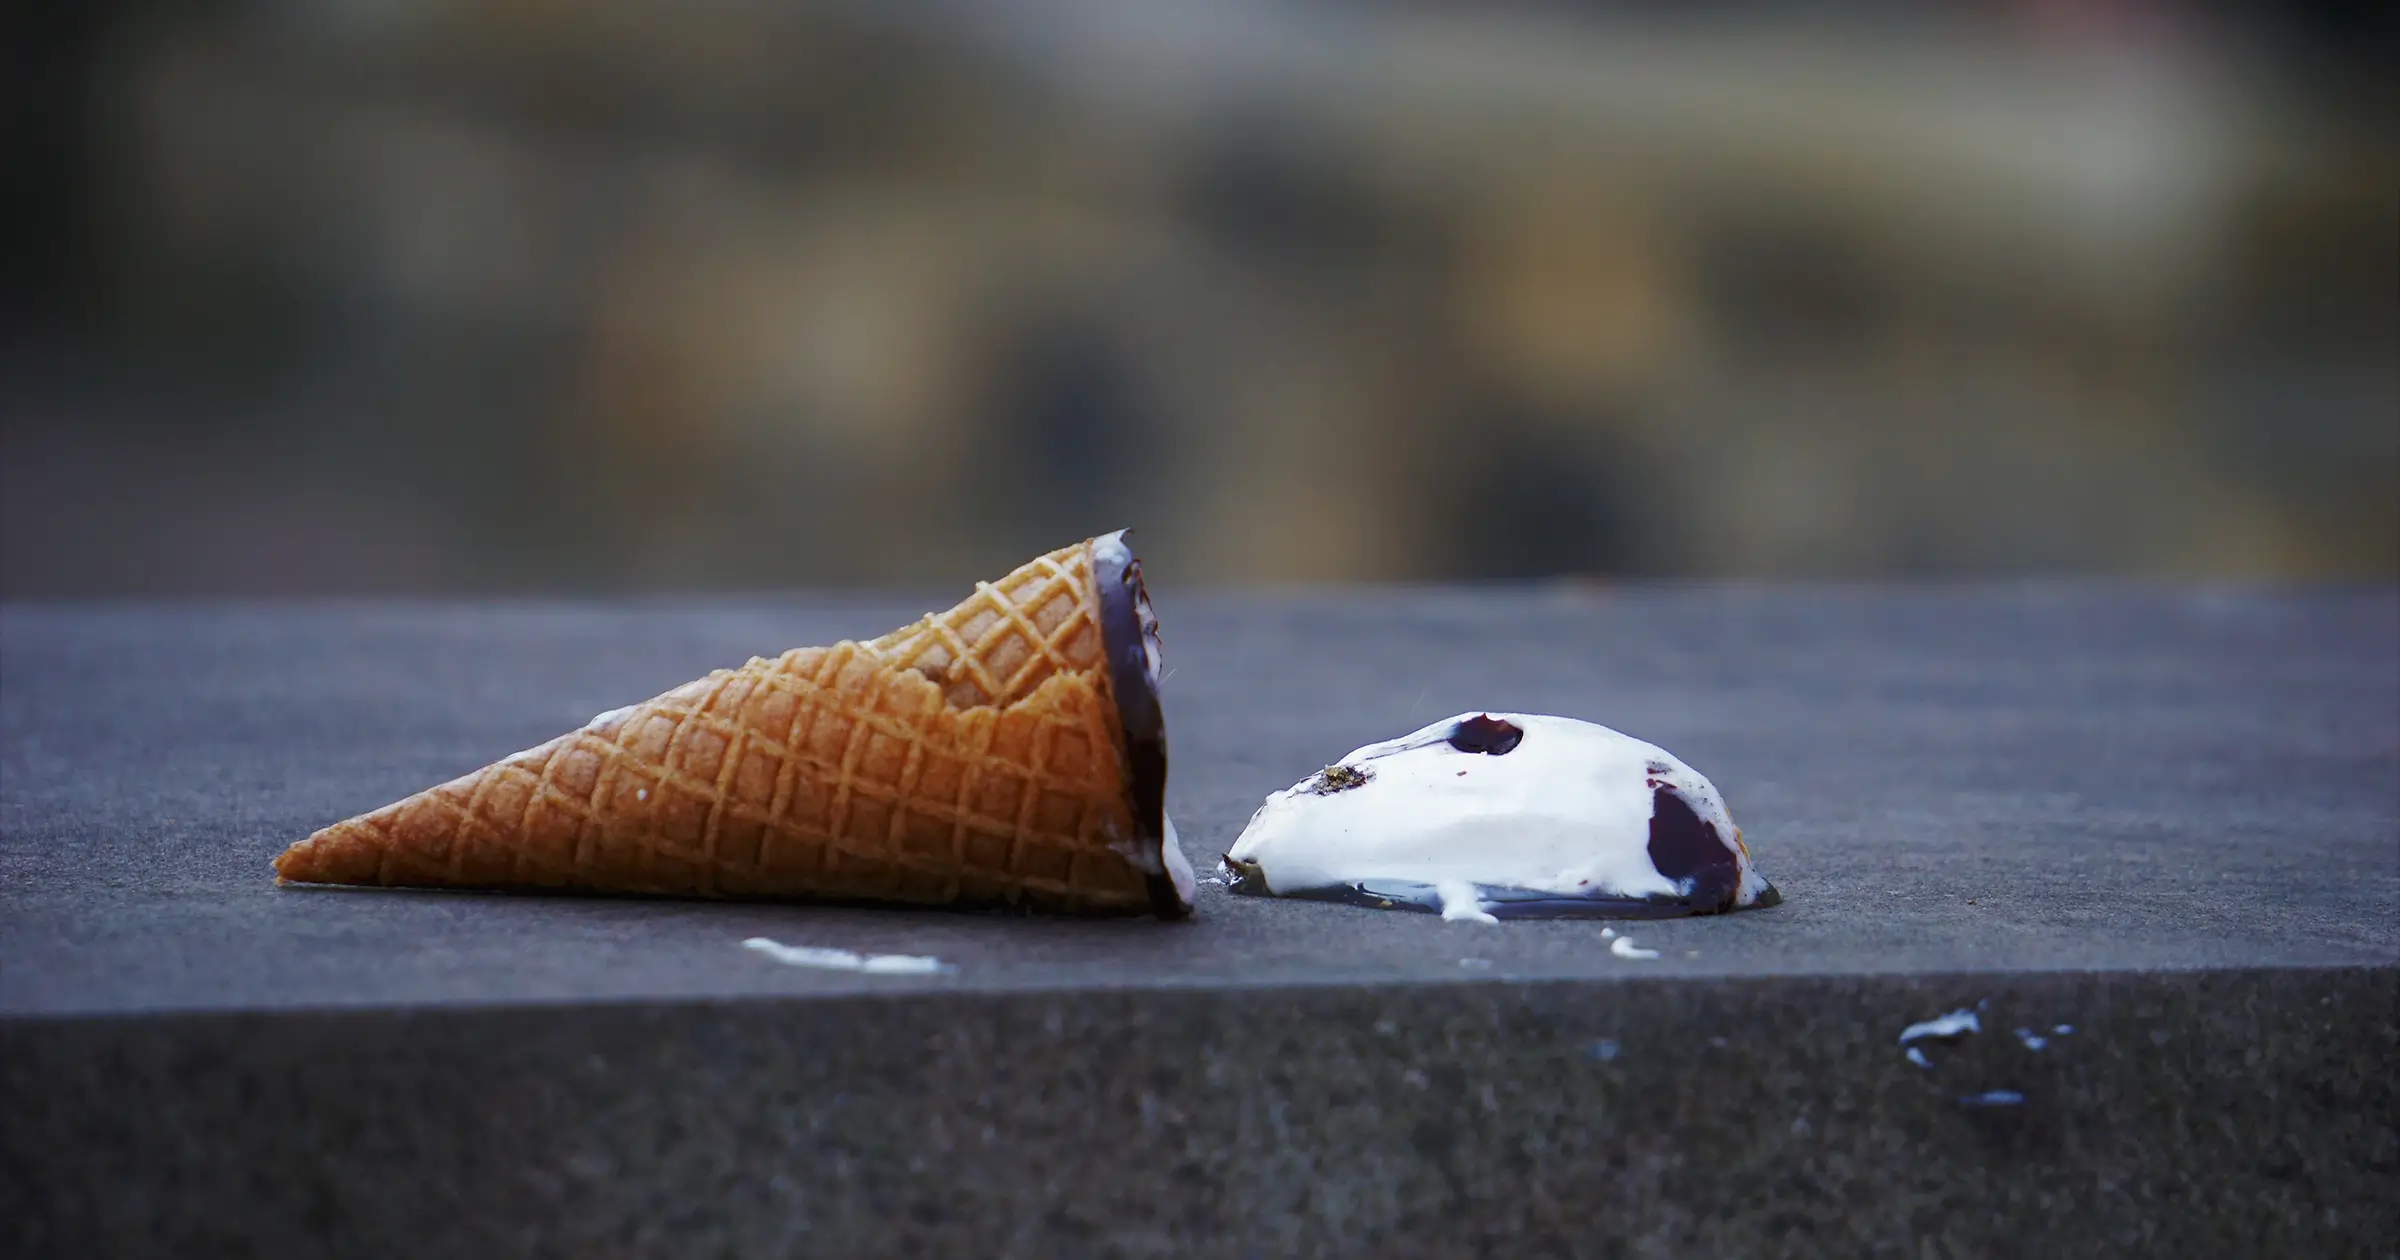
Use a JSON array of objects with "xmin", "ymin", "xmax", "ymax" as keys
[
  {"xmin": 4, "ymin": 589, "xmax": 2395, "ymax": 1255},
  {"xmin": 6, "ymin": 967, "xmax": 2394, "ymax": 1257}
]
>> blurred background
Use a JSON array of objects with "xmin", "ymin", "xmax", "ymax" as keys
[{"xmin": 2, "ymin": 0, "xmax": 2392, "ymax": 595}]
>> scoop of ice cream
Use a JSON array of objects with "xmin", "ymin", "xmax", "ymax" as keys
[{"xmin": 1221, "ymin": 712, "xmax": 1777, "ymax": 919}]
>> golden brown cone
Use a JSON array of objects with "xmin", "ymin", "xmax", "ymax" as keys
[{"xmin": 275, "ymin": 536, "xmax": 1179, "ymax": 915}]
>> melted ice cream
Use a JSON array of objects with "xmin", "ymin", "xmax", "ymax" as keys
[
  {"xmin": 742, "ymin": 938, "xmax": 952, "ymax": 974},
  {"xmin": 1222, "ymin": 712, "xmax": 1777, "ymax": 920}
]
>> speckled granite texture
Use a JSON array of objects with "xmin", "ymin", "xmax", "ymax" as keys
[{"xmin": 3, "ymin": 590, "xmax": 2395, "ymax": 1256}]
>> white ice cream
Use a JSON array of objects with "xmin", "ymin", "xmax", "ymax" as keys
[
  {"xmin": 1898, "ymin": 1009, "xmax": 1981, "ymax": 1044},
  {"xmin": 742, "ymin": 938, "xmax": 952, "ymax": 974},
  {"xmin": 1222, "ymin": 712, "xmax": 1776, "ymax": 919}
]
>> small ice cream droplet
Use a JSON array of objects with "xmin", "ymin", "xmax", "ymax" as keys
[
  {"xmin": 1899, "ymin": 1007, "xmax": 1980, "ymax": 1070},
  {"xmin": 1899, "ymin": 1009, "xmax": 1982, "ymax": 1044},
  {"xmin": 742, "ymin": 938, "xmax": 952, "ymax": 974},
  {"xmin": 1220, "ymin": 713, "xmax": 1777, "ymax": 919},
  {"xmin": 1610, "ymin": 936, "xmax": 1662, "ymax": 960}
]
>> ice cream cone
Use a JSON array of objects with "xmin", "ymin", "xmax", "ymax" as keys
[{"xmin": 274, "ymin": 531, "xmax": 1191, "ymax": 917}]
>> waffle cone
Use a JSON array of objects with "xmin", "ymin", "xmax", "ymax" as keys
[{"xmin": 275, "ymin": 532, "xmax": 1190, "ymax": 917}]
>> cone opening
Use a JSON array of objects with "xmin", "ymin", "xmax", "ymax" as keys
[{"xmin": 1091, "ymin": 530, "xmax": 1186, "ymax": 919}]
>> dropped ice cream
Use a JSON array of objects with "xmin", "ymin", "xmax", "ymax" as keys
[{"xmin": 1221, "ymin": 712, "xmax": 1778, "ymax": 920}]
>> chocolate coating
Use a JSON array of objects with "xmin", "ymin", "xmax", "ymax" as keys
[
  {"xmin": 1645, "ymin": 786, "xmax": 1740, "ymax": 914},
  {"xmin": 1446, "ymin": 715, "xmax": 1525, "ymax": 756},
  {"xmin": 1092, "ymin": 531, "xmax": 1184, "ymax": 919}
]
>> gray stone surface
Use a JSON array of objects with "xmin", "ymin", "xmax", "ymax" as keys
[
  {"xmin": 3, "ymin": 588, "xmax": 2397, "ymax": 1256},
  {"xmin": 7, "ymin": 968, "xmax": 2394, "ymax": 1258}
]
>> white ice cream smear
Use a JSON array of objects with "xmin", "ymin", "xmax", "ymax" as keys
[
  {"xmin": 742, "ymin": 938, "xmax": 952, "ymax": 974},
  {"xmin": 1437, "ymin": 879, "xmax": 1499, "ymax": 924},
  {"xmin": 1161, "ymin": 813, "xmax": 1196, "ymax": 903},
  {"xmin": 1899, "ymin": 1009, "xmax": 1982, "ymax": 1044},
  {"xmin": 1610, "ymin": 936, "xmax": 1662, "ymax": 960},
  {"xmin": 1223, "ymin": 712, "xmax": 1776, "ymax": 920}
]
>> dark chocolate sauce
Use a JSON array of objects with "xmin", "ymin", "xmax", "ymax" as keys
[
  {"xmin": 1092, "ymin": 530, "xmax": 1186, "ymax": 919},
  {"xmin": 1645, "ymin": 786, "xmax": 1739, "ymax": 913},
  {"xmin": 1446, "ymin": 715, "xmax": 1524, "ymax": 755}
]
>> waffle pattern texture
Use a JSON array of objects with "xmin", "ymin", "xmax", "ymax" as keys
[{"xmin": 274, "ymin": 539, "xmax": 1160, "ymax": 914}]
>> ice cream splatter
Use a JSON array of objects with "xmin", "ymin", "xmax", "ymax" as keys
[
  {"xmin": 742, "ymin": 938, "xmax": 952, "ymax": 975},
  {"xmin": 1899, "ymin": 1007, "xmax": 1981, "ymax": 1070},
  {"xmin": 1957, "ymin": 1089, "xmax": 2025, "ymax": 1108},
  {"xmin": 1899, "ymin": 1009, "xmax": 1982, "ymax": 1044},
  {"xmin": 1610, "ymin": 936, "xmax": 1661, "ymax": 960},
  {"xmin": 2014, "ymin": 1027, "xmax": 2048, "ymax": 1051}
]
